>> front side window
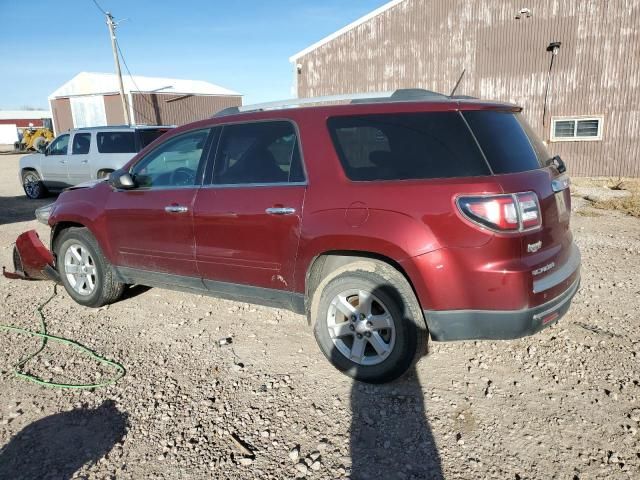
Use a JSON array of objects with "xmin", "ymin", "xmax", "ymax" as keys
[
  {"xmin": 97, "ymin": 131, "xmax": 136, "ymax": 153},
  {"xmin": 72, "ymin": 133, "xmax": 91, "ymax": 155},
  {"xmin": 48, "ymin": 134, "xmax": 70, "ymax": 156},
  {"xmin": 212, "ymin": 121, "xmax": 305, "ymax": 185},
  {"xmin": 131, "ymin": 129, "xmax": 210, "ymax": 188},
  {"xmin": 328, "ymin": 112, "xmax": 490, "ymax": 181}
]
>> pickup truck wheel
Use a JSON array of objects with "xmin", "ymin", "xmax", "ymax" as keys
[
  {"xmin": 22, "ymin": 170, "xmax": 47, "ymax": 199},
  {"xmin": 56, "ymin": 228, "xmax": 125, "ymax": 308},
  {"xmin": 313, "ymin": 265, "xmax": 427, "ymax": 383}
]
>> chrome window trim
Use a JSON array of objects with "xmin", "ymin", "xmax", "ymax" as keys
[{"xmin": 201, "ymin": 181, "xmax": 307, "ymax": 190}]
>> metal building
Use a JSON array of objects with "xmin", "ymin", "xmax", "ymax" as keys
[
  {"xmin": 290, "ymin": 0, "xmax": 640, "ymax": 177},
  {"xmin": 49, "ymin": 72, "xmax": 242, "ymax": 134}
]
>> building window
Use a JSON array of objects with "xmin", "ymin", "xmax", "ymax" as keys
[{"xmin": 551, "ymin": 116, "xmax": 603, "ymax": 142}]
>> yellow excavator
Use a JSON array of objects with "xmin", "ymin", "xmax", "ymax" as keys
[{"xmin": 14, "ymin": 121, "xmax": 55, "ymax": 152}]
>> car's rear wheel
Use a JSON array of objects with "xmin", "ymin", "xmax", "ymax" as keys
[
  {"xmin": 22, "ymin": 170, "xmax": 47, "ymax": 199},
  {"xmin": 55, "ymin": 227, "xmax": 125, "ymax": 308},
  {"xmin": 312, "ymin": 262, "xmax": 427, "ymax": 383}
]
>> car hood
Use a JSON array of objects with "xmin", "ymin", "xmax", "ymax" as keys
[{"xmin": 66, "ymin": 178, "xmax": 108, "ymax": 191}]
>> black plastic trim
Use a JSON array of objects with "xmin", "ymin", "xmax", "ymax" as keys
[
  {"xmin": 425, "ymin": 277, "xmax": 580, "ymax": 341},
  {"xmin": 114, "ymin": 266, "xmax": 305, "ymax": 314}
]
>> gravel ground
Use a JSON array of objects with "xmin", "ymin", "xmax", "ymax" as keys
[{"xmin": 0, "ymin": 153, "xmax": 639, "ymax": 479}]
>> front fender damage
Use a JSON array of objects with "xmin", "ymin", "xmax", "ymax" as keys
[{"xmin": 2, "ymin": 230, "xmax": 60, "ymax": 283}]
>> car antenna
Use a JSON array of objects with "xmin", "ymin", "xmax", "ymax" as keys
[{"xmin": 449, "ymin": 69, "xmax": 466, "ymax": 97}]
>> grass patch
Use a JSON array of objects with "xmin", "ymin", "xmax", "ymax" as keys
[{"xmin": 592, "ymin": 194, "xmax": 640, "ymax": 218}]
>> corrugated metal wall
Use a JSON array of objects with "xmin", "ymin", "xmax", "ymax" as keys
[
  {"xmin": 294, "ymin": 0, "xmax": 640, "ymax": 177},
  {"xmin": 50, "ymin": 98, "xmax": 73, "ymax": 134},
  {"xmin": 104, "ymin": 94, "xmax": 126, "ymax": 125},
  {"xmin": 131, "ymin": 93, "xmax": 242, "ymax": 126}
]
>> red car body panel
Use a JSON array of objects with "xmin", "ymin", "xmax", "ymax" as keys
[
  {"xmin": 8, "ymin": 97, "xmax": 581, "ymax": 341},
  {"xmin": 192, "ymin": 186, "xmax": 306, "ymax": 290}
]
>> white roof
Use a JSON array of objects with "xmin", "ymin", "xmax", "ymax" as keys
[
  {"xmin": 290, "ymin": 0, "xmax": 406, "ymax": 61},
  {"xmin": 49, "ymin": 72, "xmax": 241, "ymax": 99},
  {"xmin": 0, "ymin": 110, "xmax": 51, "ymax": 120}
]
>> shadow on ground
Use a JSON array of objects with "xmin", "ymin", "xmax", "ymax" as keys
[
  {"xmin": 0, "ymin": 195, "xmax": 54, "ymax": 226},
  {"xmin": 0, "ymin": 400, "xmax": 128, "ymax": 480},
  {"xmin": 325, "ymin": 282, "xmax": 443, "ymax": 480}
]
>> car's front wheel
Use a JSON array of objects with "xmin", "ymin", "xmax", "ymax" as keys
[
  {"xmin": 22, "ymin": 170, "xmax": 47, "ymax": 199},
  {"xmin": 55, "ymin": 227, "xmax": 125, "ymax": 308},
  {"xmin": 312, "ymin": 261, "xmax": 427, "ymax": 383}
]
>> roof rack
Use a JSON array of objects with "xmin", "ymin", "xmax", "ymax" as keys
[{"xmin": 214, "ymin": 88, "xmax": 450, "ymax": 117}]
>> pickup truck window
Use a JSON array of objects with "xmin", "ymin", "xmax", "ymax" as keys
[
  {"xmin": 48, "ymin": 134, "xmax": 70, "ymax": 156},
  {"xmin": 97, "ymin": 132, "xmax": 136, "ymax": 154},
  {"xmin": 72, "ymin": 133, "xmax": 91, "ymax": 155}
]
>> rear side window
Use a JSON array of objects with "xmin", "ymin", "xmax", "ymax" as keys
[
  {"xmin": 97, "ymin": 131, "xmax": 136, "ymax": 154},
  {"xmin": 327, "ymin": 112, "xmax": 490, "ymax": 181},
  {"xmin": 212, "ymin": 121, "xmax": 305, "ymax": 185},
  {"xmin": 463, "ymin": 111, "xmax": 544, "ymax": 174}
]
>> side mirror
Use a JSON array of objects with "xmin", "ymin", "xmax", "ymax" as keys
[
  {"xmin": 109, "ymin": 170, "xmax": 136, "ymax": 190},
  {"xmin": 43, "ymin": 146, "xmax": 49, "ymax": 156}
]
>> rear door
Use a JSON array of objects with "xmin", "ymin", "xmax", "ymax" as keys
[
  {"xmin": 104, "ymin": 128, "xmax": 213, "ymax": 277},
  {"xmin": 67, "ymin": 132, "xmax": 92, "ymax": 185},
  {"xmin": 40, "ymin": 133, "xmax": 71, "ymax": 188},
  {"xmin": 193, "ymin": 120, "xmax": 306, "ymax": 292}
]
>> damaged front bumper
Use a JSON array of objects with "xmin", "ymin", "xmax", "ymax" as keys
[{"xmin": 2, "ymin": 230, "xmax": 59, "ymax": 282}]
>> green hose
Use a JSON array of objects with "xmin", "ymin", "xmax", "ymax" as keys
[{"xmin": 0, "ymin": 284, "xmax": 125, "ymax": 389}]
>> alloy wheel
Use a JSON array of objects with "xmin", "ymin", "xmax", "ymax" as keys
[
  {"xmin": 64, "ymin": 243, "xmax": 97, "ymax": 296},
  {"xmin": 326, "ymin": 289, "xmax": 396, "ymax": 366}
]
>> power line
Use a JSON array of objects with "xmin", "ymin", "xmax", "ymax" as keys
[
  {"xmin": 91, "ymin": 0, "xmax": 107, "ymax": 15},
  {"xmin": 116, "ymin": 39, "xmax": 201, "ymax": 123}
]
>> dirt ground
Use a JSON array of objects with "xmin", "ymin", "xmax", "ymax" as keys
[{"xmin": 0, "ymin": 153, "xmax": 639, "ymax": 479}]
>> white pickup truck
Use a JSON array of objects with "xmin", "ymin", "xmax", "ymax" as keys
[{"xmin": 19, "ymin": 125, "xmax": 172, "ymax": 198}]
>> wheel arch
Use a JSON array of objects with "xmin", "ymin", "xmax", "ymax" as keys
[{"xmin": 304, "ymin": 250, "xmax": 423, "ymax": 322}]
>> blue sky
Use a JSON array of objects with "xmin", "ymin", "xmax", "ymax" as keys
[{"xmin": 0, "ymin": 0, "xmax": 388, "ymax": 110}]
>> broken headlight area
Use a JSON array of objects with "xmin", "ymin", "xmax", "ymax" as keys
[
  {"xmin": 35, "ymin": 203, "xmax": 55, "ymax": 225},
  {"xmin": 2, "ymin": 230, "xmax": 59, "ymax": 282}
]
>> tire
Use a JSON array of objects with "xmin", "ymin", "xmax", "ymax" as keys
[
  {"xmin": 21, "ymin": 170, "xmax": 47, "ymax": 199},
  {"xmin": 312, "ymin": 261, "xmax": 427, "ymax": 383},
  {"xmin": 55, "ymin": 227, "xmax": 125, "ymax": 308}
]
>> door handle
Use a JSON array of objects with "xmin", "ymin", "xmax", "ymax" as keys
[
  {"xmin": 59, "ymin": 160, "xmax": 67, "ymax": 164},
  {"xmin": 266, "ymin": 207, "xmax": 296, "ymax": 215},
  {"xmin": 81, "ymin": 160, "xmax": 89, "ymax": 164},
  {"xmin": 165, "ymin": 205, "xmax": 189, "ymax": 214}
]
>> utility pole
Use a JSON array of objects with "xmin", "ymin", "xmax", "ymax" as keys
[{"xmin": 106, "ymin": 12, "xmax": 131, "ymax": 125}]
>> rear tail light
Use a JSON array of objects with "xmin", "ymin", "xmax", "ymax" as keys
[{"xmin": 457, "ymin": 192, "xmax": 541, "ymax": 233}]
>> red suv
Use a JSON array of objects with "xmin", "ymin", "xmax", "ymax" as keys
[{"xmin": 7, "ymin": 90, "xmax": 581, "ymax": 383}]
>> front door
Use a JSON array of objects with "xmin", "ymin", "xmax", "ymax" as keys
[
  {"xmin": 67, "ymin": 132, "xmax": 92, "ymax": 185},
  {"xmin": 104, "ymin": 128, "xmax": 212, "ymax": 278},
  {"xmin": 193, "ymin": 120, "xmax": 306, "ymax": 291},
  {"xmin": 41, "ymin": 133, "xmax": 71, "ymax": 188}
]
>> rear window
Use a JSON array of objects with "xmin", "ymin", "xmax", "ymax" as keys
[
  {"xmin": 137, "ymin": 128, "xmax": 170, "ymax": 150},
  {"xmin": 328, "ymin": 112, "xmax": 490, "ymax": 181},
  {"xmin": 463, "ymin": 111, "xmax": 546, "ymax": 174},
  {"xmin": 97, "ymin": 131, "xmax": 136, "ymax": 154}
]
